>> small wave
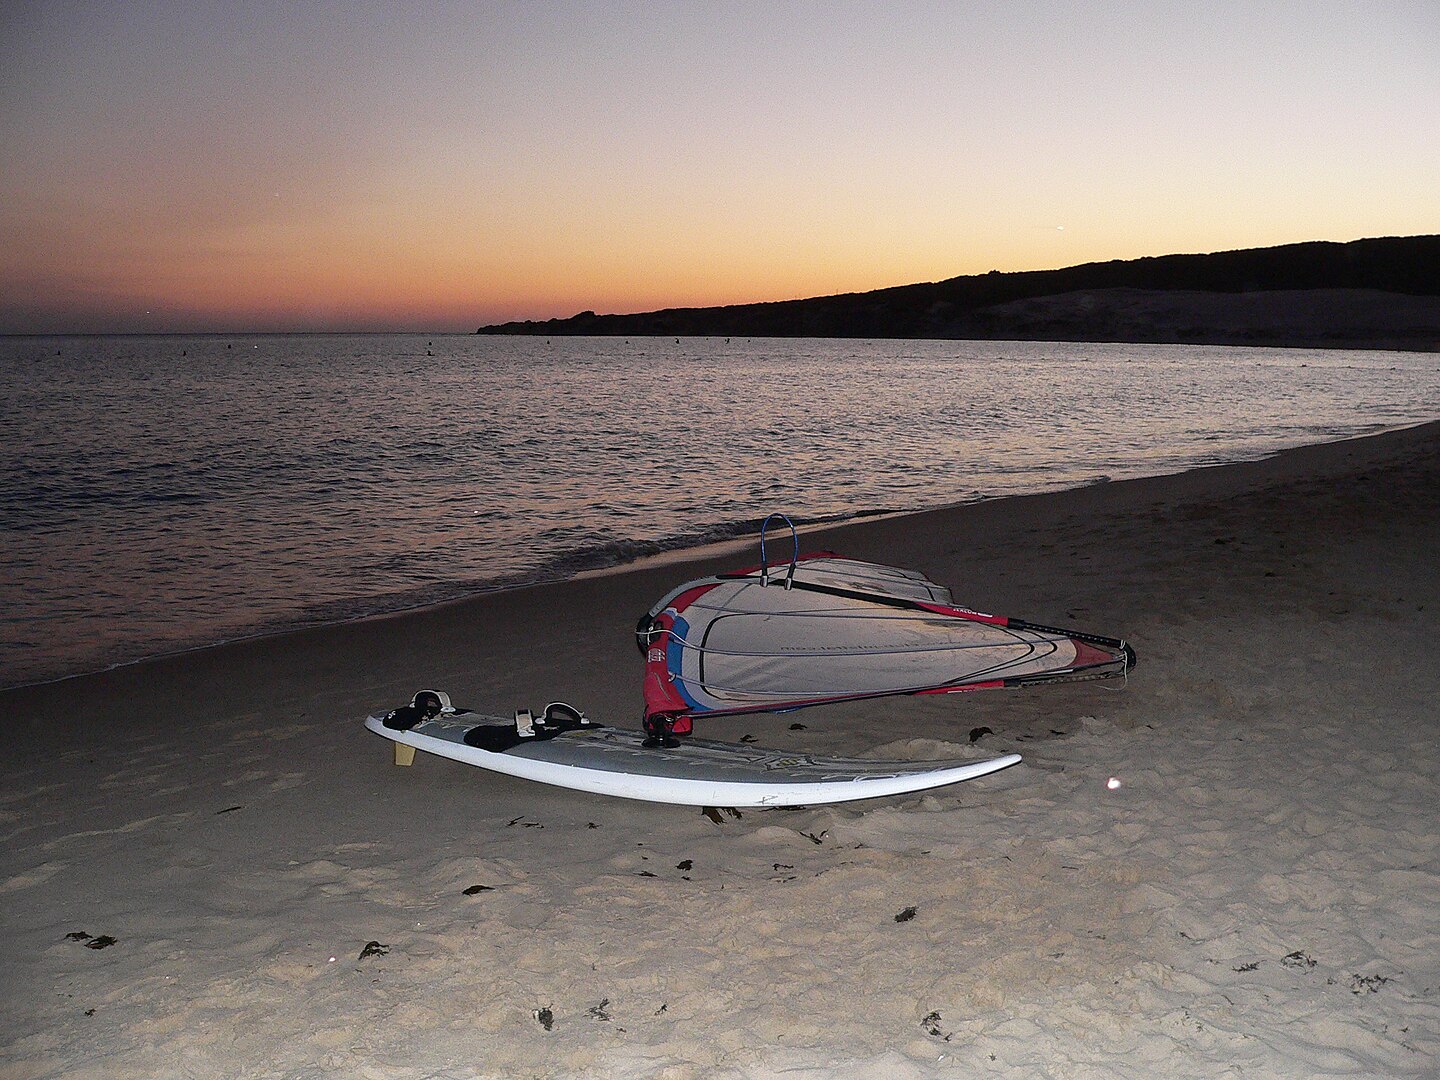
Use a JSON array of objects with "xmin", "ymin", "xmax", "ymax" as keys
[
  {"xmin": 229, "ymin": 512, "xmax": 899, "ymax": 643},
  {"xmin": 520, "ymin": 510, "xmax": 913, "ymax": 581}
]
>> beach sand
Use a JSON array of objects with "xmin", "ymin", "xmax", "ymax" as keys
[{"xmin": 2, "ymin": 422, "xmax": 1437, "ymax": 1079}]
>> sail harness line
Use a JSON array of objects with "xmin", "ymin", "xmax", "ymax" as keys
[
  {"xmin": 662, "ymin": 616, "xmax": 1071, "ymax": 702},
  {"xmin": 646, "ymin": 579, "xmax": 1008, "ymax": 634},
  {"xmin": 643, "ymin": 565, "xmax": 958, "ymax": 619},
  {"xmin": 689, "ymin": 574, "xmax": 1135, "ymax": 658},
  {"xmin": 650, "ymin": 647, "xmax": 1103, "ymax": 717},
  {"xmin": 662, "ymin": 648, "xmax": 1128, "ymax": 707},
  {"xmin": 672, "ymin": 597, "xmax": 981, "ymax": 621},
  {"xmin": 657, "ymin": 620, "xmax": 1064, "ymax": 662},
  {"xmin": 666, "ymin": 605, "xmax": 1036, "ymax": 631},
  {"xmin": 669, "ymin": 663, "xmax": 1055, "ymax": 702}
]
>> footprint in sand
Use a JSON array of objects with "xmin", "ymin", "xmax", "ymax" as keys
[
  {"xmin": 0, "ymin": 860, "xmax": 67, "ymax": 893},
  {"xmin": 42, "ymin": 812, "xmax": 193, "ymax": 849}
]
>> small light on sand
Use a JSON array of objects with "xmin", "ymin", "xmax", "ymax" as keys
[{"xmin": 1107, "ymin": 776, "xmax": 1121, "ymax": 790}]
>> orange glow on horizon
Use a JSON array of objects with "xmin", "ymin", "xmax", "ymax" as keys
[{"xmin": 3, "ymin": 4, "xmax": 1437, "ymax": 334}]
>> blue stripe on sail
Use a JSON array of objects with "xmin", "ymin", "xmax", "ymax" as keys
[{"xmin": 667, "ymin": 614, "xmax": 708, "ymax": 713}]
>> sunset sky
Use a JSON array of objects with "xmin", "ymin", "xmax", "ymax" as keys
[{"xmin": 1, "ymin": 1, "xmax": 1436, "ymax": 334}]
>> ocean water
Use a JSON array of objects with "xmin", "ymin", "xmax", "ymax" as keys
[{"xmin": 2, "ymin": 334, "xmax": 1436, "ymax": 689}]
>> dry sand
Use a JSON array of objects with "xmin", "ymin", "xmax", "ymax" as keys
[{"xmin": 2, "ymin": 422, "xmax": 1438, "ymax": 1079}]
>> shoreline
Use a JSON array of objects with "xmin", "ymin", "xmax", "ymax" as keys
[
  {"xmin": 4, "ymin": 419, "xmax": 1427, "ymax": 696},
  {"xmin": 3, "ymin": 419, "xmax": 1437, "ymax": 1077}
]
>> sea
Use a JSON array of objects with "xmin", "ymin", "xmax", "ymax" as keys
[{"xmin": 2, "ymin": 334, "xmax": 1436, "ymax": 690}]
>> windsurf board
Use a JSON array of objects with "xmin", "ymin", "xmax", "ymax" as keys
[{"xmin": 364, "ymin": 708, "xmax": 1020, "ymax": 807}]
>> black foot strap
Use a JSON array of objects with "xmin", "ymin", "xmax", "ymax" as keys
[{"xmin": 463, "ymin": 702, "xmax": 601, "ymax": 754}]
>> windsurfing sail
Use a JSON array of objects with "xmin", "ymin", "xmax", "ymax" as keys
[{"xmin": 637, "ymin": 517, "xmax": 1134, "ymax": 739}]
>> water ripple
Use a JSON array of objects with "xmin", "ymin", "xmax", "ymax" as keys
[{"xmin": 1, "ymin": 334, "xmax": 1436, "ymax": 687}]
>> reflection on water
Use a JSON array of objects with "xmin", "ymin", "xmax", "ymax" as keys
[{"xmin": 1, "ymin": 334, "xmax": 1436, "ymax": 687}]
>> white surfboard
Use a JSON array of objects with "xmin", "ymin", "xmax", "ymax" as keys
[{"xmin": 364, "ymin": 710, "xmax": 1021, "ymax": 807}]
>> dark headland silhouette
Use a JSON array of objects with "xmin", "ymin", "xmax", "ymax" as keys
[{"xmin": 478, "ymin": 235, "xmax": 1439, "ymax": 350}]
